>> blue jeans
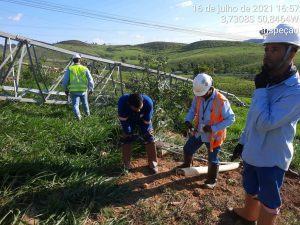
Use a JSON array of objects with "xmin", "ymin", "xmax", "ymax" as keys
[
  {"xmin": 70, "ymin": 92, "xmax": 90, "ymax": 119},
  {"xmin": 183, "ymin": 135, "xmax": 221, "ymax": 165},
  {"xmin": 243, "ymin": 162, "xmax": 285, "ymax": 209}
]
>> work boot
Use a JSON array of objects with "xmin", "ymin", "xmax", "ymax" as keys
[
  {"xmin": 228, "ymin": 208, "xmax": 257, "ymax": 225},
  {"xmin": 122, "ymin": 144, "xmax": 132, "ymax": 171},
  {"xmin": 175, "ymin": 154, "xmax": 193, "ymax": 169},
  {"xmin": 233, "ymin": 194, "xmax": 261, "ymax": 223},
  {"xmin": 145, "ymin": 142, "xmax": 158, "ymax": 174},
  {"xmin": 203, "ymin": 163, "xmax": 219, "ymax": 189}
]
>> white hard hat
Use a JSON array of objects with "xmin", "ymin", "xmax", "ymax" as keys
[
  {"xmin": 72, "ymin": 53, "xmax": 81, "ymax": 59},
  {"xmin": 263, "ymin": 24, "xmax": 300, "ymax": 47},
  {"xmin": 193, "ymin": 73, "xmax": 213, "ymax": 96}
]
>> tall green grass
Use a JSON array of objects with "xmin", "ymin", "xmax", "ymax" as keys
[{"xmin": 0, "ymin": 74, "xmax": 299, "ymax": 224}]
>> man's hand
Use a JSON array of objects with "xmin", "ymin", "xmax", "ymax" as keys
[
  {"xmin": 231, "ymin": 143, "xmax": 244, "ymax": 161},
  {"xmin": 255, "ymin": 66, "xmax": 269, "ymax": 89},
  {"xmin": 203, "ymin": 125, "xmax": 212, "ymax": 133},
  {"xmin": 120, "ymin": 133, "xmax": 133, "ymax": 144},
  {"xmin": 184, "ymin": 121, "xmax": 196, "ymax": 137},
  {"xmin": 185, "ymin": 121, "xmax": 193, "ymax": 130}
]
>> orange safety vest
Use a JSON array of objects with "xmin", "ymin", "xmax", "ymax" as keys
[{"xmin": 194, "ymin": 91, "xmax": 227, "ymax": 152}]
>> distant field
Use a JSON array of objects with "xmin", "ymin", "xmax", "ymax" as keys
[{"xmin": 52, "ymin": 40, "xmax": 300, "ymax": 75}]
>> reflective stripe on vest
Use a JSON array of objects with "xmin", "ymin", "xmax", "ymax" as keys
[
  {"xmin": 68, "ymin": 64, "xmax": 88, "ymax": 92},
  {"xmin": 194, "ymin": 91, "xmax": 227, "ymax": 152}
]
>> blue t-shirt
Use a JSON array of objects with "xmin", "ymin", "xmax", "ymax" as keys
[{"xmin": 118, "ymin": 94, "xmax": 154, "ymax": 123}]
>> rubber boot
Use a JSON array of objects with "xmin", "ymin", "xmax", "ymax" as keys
[
  {"xmin": 203, "ymin": 163, "xmax": 219, "ymax": 189},
  {"xmin": 176, "ymin": 153, "xmax": 193, "ymax": 169},
  {"xmin": 122, "ymin": 144, "xmax": 132, "ymax": 171},
  {"xmin": 257, "ymin": 205, "xmax": 277, "ymax": 225},
  {"xmin": 145, "ymin": 142, "xmax": 158, "ymax": 174},
  {"xmin": 233, "ymin": 194, "xmax": 261, "ymax": 223}
]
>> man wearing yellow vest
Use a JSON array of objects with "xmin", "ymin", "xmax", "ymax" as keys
[
  {"xmin": 62, "ymin": 54, "xmax": 94, "ymax": 120},
  {"xmin": 177, "ymin": 73, "xmax": 235, "ymax": 189}
]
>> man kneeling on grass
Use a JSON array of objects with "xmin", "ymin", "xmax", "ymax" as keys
[{"xmin": 118, "ymin": 93, "xmax": 158, "ymax": 174}]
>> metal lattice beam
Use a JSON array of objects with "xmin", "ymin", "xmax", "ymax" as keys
[{"xmin": 0, "ymin": 30, "xmax": 246, "ymax": 107}]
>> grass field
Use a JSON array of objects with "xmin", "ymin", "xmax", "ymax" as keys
[{"xmin": 0, "ymin": 73, "xmax": 299, "ymax": 224}]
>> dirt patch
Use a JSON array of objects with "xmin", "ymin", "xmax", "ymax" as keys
[{"xmin": 96, "ymin": 153, "xmax": 300, "ymax": 225}]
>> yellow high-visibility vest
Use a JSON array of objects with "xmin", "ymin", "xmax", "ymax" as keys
[{"xmin": 68, "ymin": 64, "xmax": 88, "ymax": 92}]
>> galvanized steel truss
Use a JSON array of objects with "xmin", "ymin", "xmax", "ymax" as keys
[{"xmin": 0, "ymin": 31, "xmax": 246, "ymax": 107}]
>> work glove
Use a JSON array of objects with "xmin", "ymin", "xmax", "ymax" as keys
[
  {"xmin": 231, "ymin": 143, "xmax": 244, "ymax": 161},
  {"xmin": 203, "ymin": 125, "xmax": 212, "ymax": 133},
  {"xmin": 185, "ymin": 121, "xmax": 193, "ymax": 130},
  {"xmin": 184, "ymin": 121, "xmax": 196, "ymax": 137},
  {"xmin": 254, "ymin": 66, "xmax": 269, "ymax": 89},
  {"xmin": 65, "ymin": 90, "xmax": 69, "ymax": 96}
]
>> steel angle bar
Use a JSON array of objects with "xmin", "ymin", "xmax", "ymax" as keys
[
  {"xmin": 118, "ymin": 65, "xmax": 124, "ymax": 95},
  {"xmin": 94, "ymin": 64, "xmax": 114, "ymax": 90},
  {"xmin": 26, "ymin": 43, "xmax": 45, "ymax": 103},
  {"xmin": 16, "ymin": 45, "xmax": 27, "ymax": 94},
  {"xmin": 0, "ymin": 42, "xmax": 23, "ymax": 85},
  {"xmin": 0, "ymin": 42, "xmax": 19, "ymax": 72},
  {"xmin": 45, "ymin": 60, "xmax": 73, "ymax": 100},
  {"xmin": 0, "ymin": 38, "xmax": 8, "ymax": 77},
  {"xmin": 8, "ymin": 38, "xmax": 18, "ymax": 97},
  {"xmin": 0, "ymin": 95, "xmax": 68, "ymax": 105},
  {"xmin": 32, "ymin": 45, "xmax": 49, "ymax": 92},
  {"xmin": 94, "ymin": 65, "xmax": 116, "ymax": 102}
]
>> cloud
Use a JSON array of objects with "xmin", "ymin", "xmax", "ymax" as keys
[
  {"xmin": 133, "ymin": 34, "xmax": 144, "ymax": 39},
  {"xmin": 174, "ymin": 17, "xmax": 184, "ymax": 21},
  {"xmin": 176, "ymin": 1, "xmax": 193, "ymax": 8},
  {"xmin": 8, "ymin": 13, "xmax": 23, "ymax": 22},
  {"xmin": 222, "ymin": 23, "xmax": 262, "ymax": 40},
  {"xmin": 92, "ymin": 37, "xmax": 105, "ymax": 45}
]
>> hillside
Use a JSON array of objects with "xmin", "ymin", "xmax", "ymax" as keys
[
  {"xmin": 1, "ymin": 39, "xmax": 300, "ymax": 73},
  {"xmin": 181, "ymin": 40, "xmax": 256, "ymax": 51},
  {"xmin": 136, "ymin": 41, "xmax": 185, "ymax": 51},
  {"xmin": 2, "ymin": 39, "xmax": 297, "ymax": 75},
  {"xmin": 48, "ymin": 40, "xmax": 300, "ymax": 75},
  {"xmin": 56, "ymin": 40, "xmax": 90, "ymax": 46}
]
